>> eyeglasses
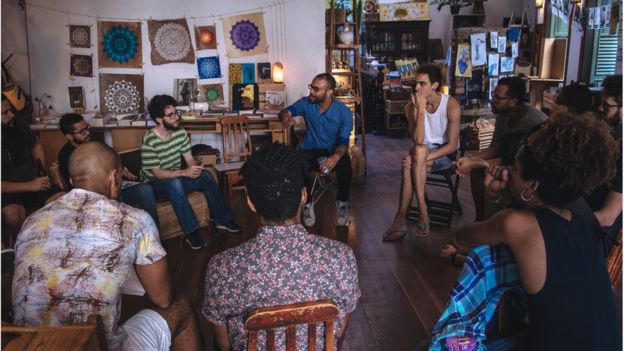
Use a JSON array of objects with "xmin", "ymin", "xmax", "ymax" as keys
[
  {"xmin": 308, "ymin": 84, "xmax": 327, "ymax": 93},
  {"xmin": 164, "ymin": 110, "xmax": 182, "ymax": 119},
  {"xmin": 491, "ymin": 94, "xmax": 512, "ymax": 102},
  {"xmin": 601, "ymin": 100, "xmax": 622, "ymax": 110},
  {"xmin": 73, "ymin": 125, "xmax": 90, "ymax": 136}
]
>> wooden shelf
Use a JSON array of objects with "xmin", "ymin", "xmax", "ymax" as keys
[{"xmin": 333, "ymin": 44, "xmax": 361, "ymax": 50}]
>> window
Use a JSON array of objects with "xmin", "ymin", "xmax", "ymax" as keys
[{"xmin": 589, "ymin": 0, "xmax": 620, "ymax": 86}]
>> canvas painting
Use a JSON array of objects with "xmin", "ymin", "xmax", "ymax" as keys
[
  {"xmin": 257, "ymin": 62, "xmax": 271, "ymax": 81},
  {"xmin": 265, "ymin": 90, "xmax": 286, "ymax": 110},
  {"xmin": 229, "ymin": 63, "xmax": 243, "ymax": 85},
  {"xmin": 222, "ymin": 12, "xmax": 268, "ymax": 58},
  {"xmin": 195, "ymin": 25, "xmax": 217, "ymax": 50},
  {"xmin": 497, "ymin": 36, "xmax": 507, "ymax": 54},
  {"xmin": 470, "ymin": 32, "xmax": 487, "ymax": 67},
  {"xmin": 500, "ymin": 56, "xmax": 514, "ymax": 73},
  {"xmin": 69, "ymin": 25, "xmax": 91, "ymax": 48},
  {"xmin": 199, "ymin": 84, "xmax": 224, "ymax": 104},
  {"xmin": 197, "ymin": 56, "xmax": 221, "ymax": 79},
  {"xmin": 174, "ymin": 78, "xmax": 198, "ymax": 106},
  {"xmin": 490, "ymin": 31, "xmax": 498, "ymax": 49},
  {"xmin": 68, "ymin": 86, "xmax": 85, "ymax": 108},
  {"xmin": 148, "ymin": 18, "xmax": 194, "ymax": 65},
  {"xmin": 232, "ymin": 83, "xmax": 259, "ymax": 110},
  {"xmin": 99, "ymin": 73, "xmax": 144, "ymax": 114},
  {"xmin": 507, "ymin": 27, "xmax": 521, "ymax": 42},
  {"xmin": 487, "ymin": 53, "xmax": 499, "ymax": 76},
  {"xmin": 70, "ymin": 54, "xmax": 93, "ymax": 77},
  {"xmin": 455, "ymin": 43, "xmax": 472, "ymax": 78},
  {"xmin": 98, "ymin": 21, "xmax": 142, "ymax": 68},
  {"xmin": 489, "ymin": 77, "xmax": 498, "ymax": 101},
  {"xmin": 242, "ymin": 63, "xmax": 255, "ymax": 84}
]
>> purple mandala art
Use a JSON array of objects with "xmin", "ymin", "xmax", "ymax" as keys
[{"xmin": 229, "ymin": 20, "xmax": 260, "ymax": 51}]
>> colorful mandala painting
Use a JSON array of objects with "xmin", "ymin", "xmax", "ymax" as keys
[
  {"xmin": 99, "ymin": 74, "xmax": 144, "ymax": 114},
  {"xmin": 199, "ymin": 84, "xmax": 224, "ymax": 103},
  {"xmin": 197, "ymin": 56, "xmax": 221, "ymax": 79},
  {"xmin": 69, "ymin": 25, "xmax": 91, "ymax": 48},
  {"xmin": 148, "ymin": 18, "xmax": 194, "ymax": 65},
  {"xmin": 98, "ymin": 21, "xmax": 142, "ymax": 68},
  {"xmin": 70, "ymin": 54, "xmax": 93, "ymax": 77},
  {"xmin": 195, "ymin": 25, "xmax": 217, "ymax": 50},
  {"xmin": 221, "ymin": 12, "xmax": 268, "ymax": 58},
  {"xmin": 229, "ymin": 63, "xmax": 242, "ymax": 85}
]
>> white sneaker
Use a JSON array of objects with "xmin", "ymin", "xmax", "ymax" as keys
[
  {"xmin": 336, "ymin": 201, "xmax": 349, "ymax": 226},
  {"xmin": 302, "ymin": 203, "xmax": 316, "ymax": 227}
]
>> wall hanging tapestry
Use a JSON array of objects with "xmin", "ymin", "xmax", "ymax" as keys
[
  {"xmin": 257, "ymin": 62, "xmax": 271, "ymax": 81},
  {"xmin": 232, "ymin": 83, "xmax": 259, "ymax": 110},
  {"xmin": 69, "ymin": 25, "xmax": 91, "ymax": 48},
  {"xmin": 148, "ymin": 18, "xmax": 195, "ymax": 65},
  {"xmin": 199, "ymin": 84, "xmax": 224, "ymax": 104},
  {"xmin": 70, "ymin": 54, "xmax": 93, "ymax": 77},
  {"xmin": 98, "ymin": 21, "xmax": 142, "ymax": 68},
  {"xmin": 195, "ymin": 25, "xmax": 217, "ymax": 50},
  {"xmin": 221, "ymin": 12, "xmax": 268, "ymax": 58},
  {"xmin": 242, "ymin": 63, "xmax": 255, "ymax": 84},
  {"xmin": 229, "ymin": 63, "xmax": 243, "ymax": 85},
  {"xmin": 197, "ymin": 56, "xmax": 221, "ymax": 79},
  {"xmin": 99, "ymin": 73, "xmax": 144, "ymax": 114}
]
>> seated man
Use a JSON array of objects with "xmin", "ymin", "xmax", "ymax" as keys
[
  {"xmin": 141, "ymin": 94, "xmax": 239, "ymax": 250},
  {"xmin": 203, "ymin": 143, "xmax": 360, "ymax": 351},
  {"xmin": 1, "ymin": 95, "xmax": 63, "ymax": 236},
  {"xmin": 58, "ymin": 113, "xmax": 159, "ymax": 227},
  {"xmin": 279, "ymin": 73, "xmax": 353, "ymax": 227},
  {"xmin": 12, "ymin": 142, "xmax": 200, "ymax": 350},
  {"xmin": 454, "ymin": 77, "xmax": 547, "ymax": 221},
  {"xmin": 382, "ymin": 64, "xmax": 461, "ymax": 240}
]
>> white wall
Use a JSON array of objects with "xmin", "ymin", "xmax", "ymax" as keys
[{"xmin": 1, "ymin": 0, "xmax": 324, "ymax": 115}]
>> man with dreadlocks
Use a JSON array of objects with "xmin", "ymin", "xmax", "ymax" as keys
[{"xmin": 202, "ymin": 143, "xmax": 361, "ymax": 351}]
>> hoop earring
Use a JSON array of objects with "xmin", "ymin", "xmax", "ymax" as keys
[{"xmin": 520, "ymin": 188, "xmax": 533, "ymax": 202}]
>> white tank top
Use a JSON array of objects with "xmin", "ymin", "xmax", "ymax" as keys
[{"xmin": 424, "ymin": 93, "xmax": 449, "ymax": 145}]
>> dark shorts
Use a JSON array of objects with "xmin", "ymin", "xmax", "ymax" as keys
[{"xmin": 1, "ymin": 185, "xmax": 62, "ymax": 210}]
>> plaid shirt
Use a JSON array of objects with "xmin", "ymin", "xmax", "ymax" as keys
[{"xmin": 430, "ymin": 245, "xmax": 525, "ymax": 351}]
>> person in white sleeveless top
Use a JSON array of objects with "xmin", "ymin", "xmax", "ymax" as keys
[{"xmin": 382, "ymin": 65, "xmax": 461, "ymax": 240}]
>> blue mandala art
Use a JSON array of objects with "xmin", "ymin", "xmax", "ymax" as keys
[
  {"xmin": 229, "ymin": 20, "xmax": 260, "ymax": 51},
  {"xmin": 197, "ymin": 56, "xmax": 221, "ymax": 79},
  {"xmin": 103, "ymin": 26, "xmax": 138, "ymax": 63}
]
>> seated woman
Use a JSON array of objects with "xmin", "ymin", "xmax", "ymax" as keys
[
  {"xmin": 439, "ymin": 113, "xmax": 620, "ymax": 350},
  {"xmin": 551, "ymin": 81, "xmax": 594, "ymax": 115}
]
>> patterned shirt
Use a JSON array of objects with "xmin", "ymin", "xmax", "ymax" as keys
[
  {"xmin": 12, "ymin": 189, "xmax": 167, "ymax": 350},
  {"xmin": 203, "ymin": 224, "xmax": 360, "ymax": 351},
  {"xmin": 140, "ymin": 128, "xmax": 192, "ymax": 181}
]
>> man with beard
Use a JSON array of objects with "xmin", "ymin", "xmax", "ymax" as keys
[
  {"xmin": 1, "ymin": 95, "xmax": 63, "ymax": 234},
  {"xmin": 140, "ymin": 95, "xmax": 239, "ymax": 250},
  {"xmin": 454, "ymin": 77, "xmax": 547, "ymax": 221},
  {"xmin": 58, "ymin": 113, "xmax": 159, "ymax": 226},
  {"xmin": 279, "ymin": 73, "xmax": 353, "ymax": 227}
]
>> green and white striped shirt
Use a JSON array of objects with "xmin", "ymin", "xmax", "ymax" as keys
[{"xmin": 140, "ymin": 128, "xmax": 192, "ymax": 181}]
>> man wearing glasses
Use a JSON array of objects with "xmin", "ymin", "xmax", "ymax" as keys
[
  {"xmin": 454, "ymin": 76, "xmax": 547, "ymax": 221},
  {"xmin": 279, "ymin": 73, "xmax": 353, "ymax": 227},
  {"xmin": 58, "ymin": 113, "xmax": 159, "ymax": 227},
  {"xmin": 141, "ymin": 95, "xmax": 240, "ymax": 250}
]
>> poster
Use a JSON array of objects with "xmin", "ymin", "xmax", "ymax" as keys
[
  {"xmin": 511, "ymin": 42, "xmax": 519, "ymax": 59},
  {"xmin": 470, "ymin": 32, "xmax": 487, "ymax": 67},
  {"xmin": 455, "ymin": 43, "xmax": 472, "ymax": 78},
  {"xmin": 487, "ymin": 53, "xmax": 499, "ymax": 76},
  {"xmin": 497, "ymin": 36, "xmax": 507, "ymax": 54},
  {"xmin": 500, "ymin": 56, "xmax": 514, "ymax": 73},
  {"xmin": 490, "ymin": 31, "xmax": 498, "ymax": 49}
]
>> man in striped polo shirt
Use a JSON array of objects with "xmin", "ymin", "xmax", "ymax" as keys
[{"xmin": 141, "ymin": 95, "xmax": 240, "ymax": 249}]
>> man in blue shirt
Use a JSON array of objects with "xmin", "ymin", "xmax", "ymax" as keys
[{"xmin": 279, "ymin": 73, "xmax": 353, "ymax": 227}]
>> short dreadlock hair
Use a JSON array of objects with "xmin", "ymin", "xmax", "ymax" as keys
[{"xmin": 241, "ymin": 143, "xmax": 308, "ymax": 222}]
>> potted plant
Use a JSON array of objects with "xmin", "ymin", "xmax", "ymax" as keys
[{"xmin": 429, "ymin": 0, "xmax": 471, "ymax": 15}]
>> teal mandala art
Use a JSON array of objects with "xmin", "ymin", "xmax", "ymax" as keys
[{"xmin": 103, "ymin": 26, "xmax": 138, "ymax": 63}]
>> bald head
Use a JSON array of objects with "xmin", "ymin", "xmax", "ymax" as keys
[{"xmin": 69, "ymin": 142, "xmax": 122, "ymax": 196}]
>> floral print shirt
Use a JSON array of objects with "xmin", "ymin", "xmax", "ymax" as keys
[
  {"xmin": 12, "ymin": 189, "xmax": 166, "ymax": 350},
  {"xmin": 203, "ymin": 224, "xmax": 360, "ymax": 351}
]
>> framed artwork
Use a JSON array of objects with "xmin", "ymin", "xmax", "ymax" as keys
[
  {"xmin": 229, "ymin": 63, "xmax": 243, "ymax": 85},
  {"xmin": 199, "ymin": 84, "xmax": 224, "ymax": 104},
  {"xmin": 195, "ymin": 25, "xmax": 217, "ymax": 50},
  {"xmin": 197, "ymin": 56, "xmax": 222, "ymax": 79},
  {"xmin": 500, "ymin": 57, "xmax": 515, "ymax": 73},
  {"xmin": 68, "ymin": 86, "xmax": 85, "ymax": 108},
  {"xmin": 490, "ymin": 31, "xmax": 498, "ymax": 49},
  {"xmin": 70, "ymin": 54, "xmax": 93, "ymax": 77},
  {"xmin": 242, "ymin": 63, "xmax": 255, "ymax": 84},
  {"xmin": 232, "ymin": 83, "xmax": 259, "ymax": 111},
  {"xmin": 222, "ymin": 12, "xmax": 268, "ymax": 58},
  {"xmin": 98, "ymin": 21, "xmax": 142, "ymax": 68},
  {"xmin": 69, "ymin": 25, "xmax": 91, "ymax": 48},
  {"xmin": 511, "ymin": 42, "xmax": 519, "ymax": 59},
  {"xmin": 497, "ymin": 36, "xmax": 507, "ymax": 54},
  {"xmin": 265, "ymin": 90, "xmax": 286, "ymax": 109},
  {"xmin": 470, "ymin": 32, "xmax": 487, "ymax": 67},
  {"xmin": 257, "ymin": 62, "xmax": 271, "ymax": 81},
  {"xmin": 487, "ymin": 53, "xmax": 499, "ymax": 76},
  {"xmin": 99, "ymin": 73, "xmax": 144, "ymax": 114},
  {"xmin": 489, "ymin": 78, "xmax": 499, "ymax": 100},
  {"xmin": 455, "ymin": 43, "xmax": 472, "ymax": 78},
  {"xmin": 173, "ymin": 78, "xmax": 198, "ymax": 106},
  {"xmin": 148, "ymin": 18, "xmax": 194, "ymax": 65}
]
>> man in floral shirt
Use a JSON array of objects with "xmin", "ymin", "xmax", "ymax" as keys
[
  {"xmin": 203, "ymin": 143, "xmax": 361, "ymax": 351},
  {"xmin": 12, "ymin": 142, "xmax": 200, "ymax": 350}
]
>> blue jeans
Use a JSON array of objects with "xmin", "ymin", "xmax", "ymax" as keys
[
  {"xmin": 121, "ymin": 183, "xmax": 159, "ymax": 229},
  {"xmin": 149, "ymin": 170, "xmax": 232, "ymax": 235}
]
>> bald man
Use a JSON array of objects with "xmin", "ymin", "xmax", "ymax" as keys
[{"xmin": 12, "ymin": 142, "xmax": 200, "ymax": 350}]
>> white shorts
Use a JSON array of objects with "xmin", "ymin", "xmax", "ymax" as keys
[{"xmin": 119, "ymin": 309, "xmax": 171, "ymax": 351}]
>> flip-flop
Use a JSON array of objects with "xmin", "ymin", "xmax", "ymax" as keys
[
  {"xmin": 382, "ymin": 226, "xmax": 408, "ymax": 242},
  {"xmin": 414, "ymin": 221, "xmax": 430, "ymax": 238}
]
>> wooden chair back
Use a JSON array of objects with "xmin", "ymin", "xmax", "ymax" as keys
[
  {"xmin": 221, "ymin": 116, "xmax": 253, "ymax": 163},
  {"xmin": 245, "ymin": 300, "xmax": 339, "ymax": 351},
  {"xmin": 606, "ymin": 230, "xmax": 622, "ymax": 289}
]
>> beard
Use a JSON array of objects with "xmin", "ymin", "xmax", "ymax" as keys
[
  {"xmin": 163, "ymin": 119, "xmax": 180, "ymax": 130},
  {"xmin": 308, "ymin": 92, "xmax": 326, "ymax": 104}
]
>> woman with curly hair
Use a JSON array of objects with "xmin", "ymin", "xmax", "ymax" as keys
[{"xmin": 450, "ymin": 112, "xmax": 620, "ymax": 349}]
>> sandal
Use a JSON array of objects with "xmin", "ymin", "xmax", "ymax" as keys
[
  {"xmin": 414, "ymin": 221, "xmax": 430, "ymax": 238},
  {"xmin": 382, "ymin": 226, "xmax": 408, "ymax": 242}
]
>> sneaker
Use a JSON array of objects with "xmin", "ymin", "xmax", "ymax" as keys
[
  {"xmin": 185, "ymin": 231, "xmax": 207, "ymax": 250},
  {"xmin": 336, "ymin": 201, "xmax": 349, "ymax": 226},
  {"xmin": 302, "ymin": 203, "xmax": 316, "ymax": 227},
  {"xmin": 216, "ymin": 220, "xmax": 241, "ymax": 233}
]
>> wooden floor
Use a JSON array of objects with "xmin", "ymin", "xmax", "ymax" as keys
[{"xmin": 120, "ymin": 134, "xmax": 620, "ymax": 350}]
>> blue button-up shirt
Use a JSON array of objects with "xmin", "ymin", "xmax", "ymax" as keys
[{"xmin": 287, "ymin": 97, "xmax": 353, "ymax": 152}]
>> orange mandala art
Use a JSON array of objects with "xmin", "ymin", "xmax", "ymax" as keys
[{"xmin": 195, "ymin": 25, "xmax": 217, "ymax": 50}]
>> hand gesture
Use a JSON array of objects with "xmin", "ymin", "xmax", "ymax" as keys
[
  {"xmin": 453, "ymin": 157, "xmax": 473, "ymax": 177},
  {"xmin": 30, "ymin": 176, "xmax": 51, "ymax": 191},
  {"xmin": 122, "ymin": 167, "xmax": 138, "ymax": 181},
  {"xmin": 411, "ymin": 91, "xmax": 427, "ymax": 112},
  {"xmin": 320, "ymin": 154, "xmax": 339, "ymax": 173},
  {"xmin": 483, "ymin": 164, "xmax": 510, "ymax": 194},
  {"xmin": 187, "ymin": 165, "xmax": 203, "ymax": 179},
  {"xmin": 281, "ymin": 114, "xmax": 295, "ymax": 129}
]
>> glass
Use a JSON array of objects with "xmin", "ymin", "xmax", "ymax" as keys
[
  {"xmin": 491, "ymin": 94, "xmax": 512, "ymax": 102},
  {"xmin": 308, "ymin": 84, "xmax": 325, "ymax": 93},
  {"xmin": 601, "ymin": 100, "xmax": 621, "ymax": 110},
  {"xmin": 73, "ymin": 125, "xmax": 90, "ymax": 136},
  {"xmin": 164, "ymin": 110, "xmax": 182, "ymax": 119}
]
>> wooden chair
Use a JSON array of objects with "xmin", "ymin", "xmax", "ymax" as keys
[
  {"xmin": 606, "ymin": 230, "xmax": 622, "ymax": 289},
  {"xmin": 245, "ymin": 300, "xmax": 339, "ymax": 351},
  {"xmin": 218, "ymin": 116, "xmax": 252, "ymax": 203}
]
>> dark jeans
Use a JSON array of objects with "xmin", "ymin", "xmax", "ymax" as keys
[
  {"xmin": 149, "ymin": 170, "xmax": 232, "ymax": 235},
  {"xmin": 300, "ymin": 148, "xmax": 352, "ymax": 202},
  {"xmin": 121, "ymin": 183, "xmax": 159, "ymax": 229}
]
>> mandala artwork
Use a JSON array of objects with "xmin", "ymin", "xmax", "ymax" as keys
[
  {"xmin": 148, "ymin": 19, "xmax": 194, "ymax": 65},
  {"xmin": 70, "ymin": 54, "xmax": 93, "ymax": 77},
  {"xmin": 199, "ymin": 84, "xmax": 224, "ymax": 103},
  {"xmin": 69, "ymin": 25, "xmax": 91, "ymax": 48},
  {"xmin": 221, "ymin": 12, "xmax": 268, "ymax": 58},
  {"xmin": 98, "ymin": 21, "xmax": 142, "ymax": 68},
  {"xmin": 99, "ymin": 74, "xmax": 144, "ymax": 114},
  {"xmin": 197, "ymin": 56, "xmax": 221, "ymax": 79},
  {"xmin": 195, "ymin": 25, "xmax": 217, "ymax": 50}
]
